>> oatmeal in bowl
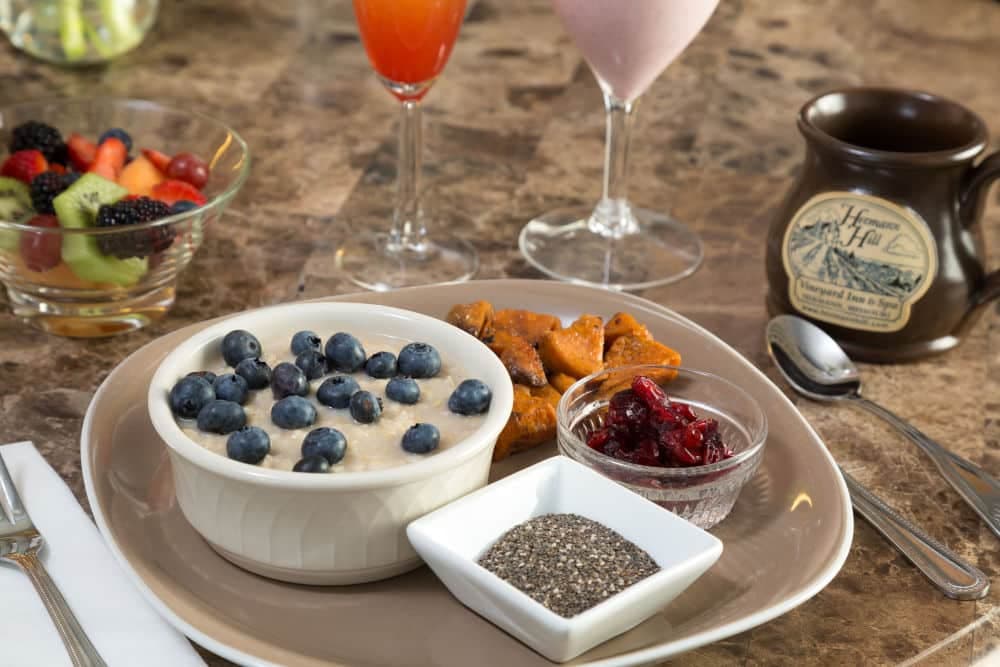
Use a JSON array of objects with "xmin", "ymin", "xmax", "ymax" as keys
[{"xmin": 148, "ymin": 301, "xmax": 514, "ymax": 585}]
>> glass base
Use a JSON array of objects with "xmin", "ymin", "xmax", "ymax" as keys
[
  {"xmin": 6, "ymin": 283, "xmax": 175, "ymax": 337},
  {"xmin": 336, "ymin": 233, "xmax": 478, "ymax": 291},
  {"xmin": 518, "ymin": 206, "xmax": 704, "ymax": 290}
]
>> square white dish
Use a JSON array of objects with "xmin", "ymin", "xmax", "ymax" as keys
[{"xmin": 407, "ymin": 456, "xmax": 723, "ymax": 663}]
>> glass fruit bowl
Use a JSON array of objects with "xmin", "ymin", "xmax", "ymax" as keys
[
  {"xmin": 0, "ymin": 98, "xmax": 249, "ymax": 337},
  {"xmin": 556, "ymin": 365, "xmax": 768, "ymax": 529}
]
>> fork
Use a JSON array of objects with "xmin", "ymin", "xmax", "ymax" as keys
[{"xmin": 0, "ymin": 451, "xmax": 107, "ymax": 667}]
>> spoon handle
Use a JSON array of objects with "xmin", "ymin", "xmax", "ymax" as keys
[
  {"xmin": 850, "ymin": 396, "xmax": 1000, "ymax": 541},
  {"xmin": 841, "ymin": 470, "xmax": 990, "ymax": 600}
]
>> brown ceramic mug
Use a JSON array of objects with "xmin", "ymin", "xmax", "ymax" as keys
[{"xmin": 766, "ymin": 87, "xmax": 1000, "ymax": 362}]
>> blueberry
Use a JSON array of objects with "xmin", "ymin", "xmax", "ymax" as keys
[
  {"xmin": 397, "ymin": 342, "xmax": 441, "ymax": 378},
  {"xmin": 169, "ymin": 200, "xmax": 198, "ymax": 215},
  {"xmin": 295, "ymin": 349, "xmax": 327, "ymax": 380},
  {"xmin": 301, "ymin": 427, "xmax": 348, "ymax": 464},
  {"xmin": 385, "ymin": 377, "xmax": 420, "ymax": 405},
  {"xmin": 271, "ymin": 396, "xmax": 317, "ymax": 429},
  {"xmin": 221, "ymin": 330, "xmax": 262, "ymax": 367},
  {"xmin": 365, "ymin": 351, "xmax": 397, "ymax": 379},
  {"xmin": 316, "ymin": 375, "xmax": 360, "ymax": 409},
  {"xmin": 226, "ymin": 427, "xmax": 270, "ymax": 464},
  {"xmin": 272, "ymin": 362, "xmax": 308, "ymax": 399},
  {"xmin": 213, "ymin": 373, "xmax": 249, "ymax": 405},
  {"xmin": 402, "ymin": 423, "xmax": 440, "ymax": 454},
  {"xmin": 291, "ymin": 330, "xmax": 322, "ymax": 356},
  {"xmin": 324, "ymin": 332, "xmax": 366, "ymax": 372},
  {"xmin": 169, "ymin": 376, "xmax": 215, "ymax": 420},
  {"xmin": 235, "ymin": 357, "xmax": 271, "ymax": 390},
  {"xmin": 448, "ymin": 379, "xmax": 492, "ymax": 415},
  {"xmin": 99, "ymin": 127, "xmax": 132, "ymax": 152},
  {"xmin": 293, "ymin": 456, "xmax": 330, "ymax": 473},
  {"xmin": 186, "ymin": 370, "xmax": 217, "ymax": 385},
  {"xmin": 196, "ymin": 400, "xmax": 247, "ymax": 434},
  {"xmin": 349, "ymin": 390, "xmax": 382, "ymax": 424}
]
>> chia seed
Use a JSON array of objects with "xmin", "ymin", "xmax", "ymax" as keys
[{"xmin": 477, "ymin": 513, "xmax": 660, "ymax": 618}]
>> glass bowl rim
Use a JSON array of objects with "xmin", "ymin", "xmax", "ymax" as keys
[
  {"xmin": 0, "ymin": 97, "xmax": 251, "ymax": 235},
  {"xmin": 557, "ymin": 364, "xmax": 769, "ymax": 478}
]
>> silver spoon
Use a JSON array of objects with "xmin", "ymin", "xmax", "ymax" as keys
[
  {"xmin": 766, "ymin": 316, "xmax": 990, "ymax": 600},
  {"xmin": 766, "ymin": 315, "xmax": 1000, "ymax": 541}
]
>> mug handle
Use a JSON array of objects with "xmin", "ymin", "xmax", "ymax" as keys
[{"xmin": 959, "ymin": 151, "xmax": 1000, "ymax": 308}]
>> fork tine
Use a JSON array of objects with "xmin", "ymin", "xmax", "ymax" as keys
[{"xmin": 0, "ymin": 450, "xmax": 28, "ymax": 525}]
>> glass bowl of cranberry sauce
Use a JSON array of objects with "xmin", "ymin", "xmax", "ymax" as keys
[{"xmin": 556, "ymin": 365, "xmax": 767, "ymax": 529}]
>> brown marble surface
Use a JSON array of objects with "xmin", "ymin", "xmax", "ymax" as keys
[{"xmin": 1, "ymin": 0, "xmax": 999, "ymax": 664}]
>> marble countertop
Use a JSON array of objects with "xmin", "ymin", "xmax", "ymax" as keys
[{"xmin": 1, "ymin": 0, "xmax": 998, "ymax": 664}]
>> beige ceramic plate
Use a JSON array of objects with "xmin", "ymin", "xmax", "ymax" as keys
[{"xmin": 81, "ymin": 280, "xmax": 852, "ymax": 667}]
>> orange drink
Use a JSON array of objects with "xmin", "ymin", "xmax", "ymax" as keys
[{"xmin": 353, "ymin": 0, "xmax": 467, "ymax": 97}]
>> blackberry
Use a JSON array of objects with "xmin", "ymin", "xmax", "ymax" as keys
[
  {"xmin": 130, "ymin": 197, "xmax": 172, "ymax": 223},
  {"xmin": 9, "ymin": 121, "xmax": 68, "ymax": 165},
  {"xmin": 95, "ymin": 197, "xmax": 175, "ymax": 259},
  {"xmin": 30, "ymin": 171, "xmax": 78, "ymax": 214}
]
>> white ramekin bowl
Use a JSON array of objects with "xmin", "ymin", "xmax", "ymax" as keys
[{"xmin": 147, "ymin": 302, "xmax": 514, "ymax": 585}]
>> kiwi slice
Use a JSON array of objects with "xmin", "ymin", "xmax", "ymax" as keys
[
  {"xmin": 0, "ymin": 177, "xmax": 33, "ymax": 250},
  {"xmin": 53, "ymin": 173, "xmax": 148, "ymax": 286}
]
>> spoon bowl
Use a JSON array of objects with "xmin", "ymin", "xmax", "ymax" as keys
[{"xmin": 766, "ymin": 315, "xmax": 860, "ymax": 398}]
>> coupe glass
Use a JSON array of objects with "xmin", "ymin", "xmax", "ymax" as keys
[
  {"xmin": 339, "ymin": 0, "xmax": 477, "ymax": 291},
  {"xmin": 519, "ymin": 0, "xmax": 719, "ymax": 290}
]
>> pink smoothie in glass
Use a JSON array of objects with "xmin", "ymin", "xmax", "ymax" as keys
[{"xmin": 551, "ymin": 0, "xmax": 719, "ymax": 102}]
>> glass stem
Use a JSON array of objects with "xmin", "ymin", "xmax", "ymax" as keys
[
  {"xmin": 389, "ymin": 99, "xmax": 427, "ymax": 252},
  {"xmin": 589, "ymin": 93, "xmax": 639, "ymax": 238}
]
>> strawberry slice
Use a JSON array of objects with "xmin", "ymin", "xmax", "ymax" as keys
[
  {"xmin": 141, "ymin": 148, "xmax": 171, "ymax": 173},
  {"xmin": 1, "ymin": 150, "xmax": 49, "ymax": 184},
  {"xmin": 87, "ymin": 136, "xmax": 127, "ymax": 181},
  {"xmin": 67, "ymin": 133, "xmax": 98, "ymax": 171},
  {"xmin": 49, "ymin": 164, "xmax": 67, "ymax": 175},
  {"xmin": 151, "ymin": 179, "xmax": 208, "ymax": 206}
]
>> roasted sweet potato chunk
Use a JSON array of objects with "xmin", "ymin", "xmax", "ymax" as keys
[
  {"xmin": 603, "ymin": 312, "xmax": 652, "ymax": 351},
  {"xmin": 488, "ymin": 331, "xmax": 547, "ymax": 387},
  {"xmin": 529, "ymin": 382, "xmax": 562, "ymax": 410},
  {"xmin": 604, "ymin": 334, "xmax": 681, "ymax": 371},
  {"xmin": 493, "ymin": 386, "xmax": 557, "ymax": 461},
  {"xmin": 548, "ymin": 372, "xmax": 577, "ymax": 394},
  {"xmin": 446, "ymin": 300, "xmax": 494, "ymax": 339},
  {"xmin": 493, "ymin": 309, "xmax": 560, "ymax": 346},
  {"xmin": 538, "ymin": 314, "xmax": 604, "ymax": 378}
]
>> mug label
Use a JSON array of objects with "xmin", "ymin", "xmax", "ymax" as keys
[{"xmin": 782, "ymin": 192, "xmax": 937, "ymax": 332}]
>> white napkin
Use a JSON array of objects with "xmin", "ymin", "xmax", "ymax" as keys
[{"xmin": 0, "ymin": 442, "xmax": 205, "ymax": 667}]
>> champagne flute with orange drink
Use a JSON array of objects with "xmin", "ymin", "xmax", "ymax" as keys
[{"xmin": 339, "ymin": 0, "xmax": 476, "ymax": 290}]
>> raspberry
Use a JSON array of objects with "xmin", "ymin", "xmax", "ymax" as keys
[
  {"xmin": 95, "ymin": 197, "xmax": 174, "ymax": 259},
  {"xmin": 9, "ymin": 121, "xmax": 67, "ymax": 165}
]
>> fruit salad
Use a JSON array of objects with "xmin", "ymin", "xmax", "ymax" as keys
[{"xmin": 0, "ymin": 121, "xmax": 211, "ymax": 287}]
